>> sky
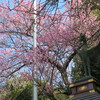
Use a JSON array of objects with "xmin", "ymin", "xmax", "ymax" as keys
[{"xmin": 0, "ymin": 0, "xmax": 66, "ymax": 11}]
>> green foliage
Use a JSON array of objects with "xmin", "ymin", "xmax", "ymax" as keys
[
  {"xmin": 55, "ymin": 93, "xmax": 68, "ymax": 100},
  {"xmin": 82, "ymin": 0, "xmax": 100, "ymax": 20},
  {"xmin": 16, "ymin": 83, "xmax": 32, "ymax": 100},
  {"xmin": 4, "ymin": 80, "xmax": 33, "ymax": 100},
  {"xmin": 91, "ymin": 9, "xmax": 100, "ymax": 20},
  {"xmin": 71, "ymin": 55, "xmax": 84, "ymax": 82},
  {"xmin": 1, "ymin": 77, "xmax": 68, "ymax": 100},
  {"xmin": 88, "ymin": 42, "xmax": 100, "ymax": 80}
]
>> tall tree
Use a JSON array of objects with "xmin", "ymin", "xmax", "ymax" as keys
[{"xmin": 0, "ymin": 0, "xmax": 99, "ymax": 99}]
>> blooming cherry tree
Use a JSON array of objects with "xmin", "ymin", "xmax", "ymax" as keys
[{"xmin": 0, "ymin": 0, "xmax": 99, "ymax": 99}]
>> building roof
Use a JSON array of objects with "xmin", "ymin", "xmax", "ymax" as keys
[{"xmin": 68, "ymin": 92, "xmax": 100, "ymax": 100}]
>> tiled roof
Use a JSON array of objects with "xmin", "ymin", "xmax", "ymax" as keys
[{"xmin": 68, "ymin": 92, "xmax": 100, "ymax": 100}]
